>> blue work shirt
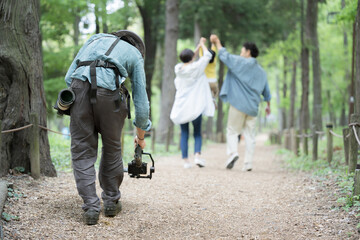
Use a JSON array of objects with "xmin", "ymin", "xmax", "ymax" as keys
[
  {"xmin": 218, "ymin": 48, "xmax": 271, "ymax": 117},
  {"xmin": 65, "ymin": 33, "xmax": 151, "ymax": 131}
]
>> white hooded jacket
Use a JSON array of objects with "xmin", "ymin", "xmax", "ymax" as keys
[{"xmin": 170, "ymin": 50, "xmax": 215, "ymax": 125}]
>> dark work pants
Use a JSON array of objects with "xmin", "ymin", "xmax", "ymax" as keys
[{"xmin": 70, "ymin": 79, "xmax": 127, "ymax": 212}]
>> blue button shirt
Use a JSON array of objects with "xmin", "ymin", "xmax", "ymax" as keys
[
  {"xmin": 218, "ymin": 48, "xmax": 271, "ymax": 117},
  {"xmin": 65, "ymin": 33, "xmax": 151, "ymax": 131}
]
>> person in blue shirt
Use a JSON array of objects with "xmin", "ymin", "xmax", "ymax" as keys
[
  {"xmin": 64, "ymin": 30, "xmax": 151, "ymax": 225},
  {"xmin": 210, "ymin": 34, "xmax": 271, "ymax": 172}
]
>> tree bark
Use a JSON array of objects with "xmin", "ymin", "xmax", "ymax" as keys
[
  {"xmin": 300, "ymin": 0, "xmax": 310, "ymax": 133},
  {"xmin": 355, "ymin": 0, "xmax": 360, "ymax": 114},
  {"xmin": 157, "ymin": 0, "xmax": 179, "ymax": 142},
  {"xmin": 216, "ymin": 61, "xmax": 225, "ymax": 143},
  {"xmin": 308, "ymin": 0, "xmax": 323, "ymax": 132},
  {"xmin": 281, "ymin": 56, "xmax": 288, "ymax": 130},
  {"xmin": 137, "ymin": 1, "xmax": 162, "ymax": 119},
  {"xmin": 0, "ymin": 0, "xmax": 56, "ymax": 177},
  {"xmin": 289, "ymin": 61, "xmax": 297, "ymax": 128}
]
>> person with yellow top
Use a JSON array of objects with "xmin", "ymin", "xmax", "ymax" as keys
[{"xmin": 199, "ymin": 44, "xmax": 219, "ymax": 100}]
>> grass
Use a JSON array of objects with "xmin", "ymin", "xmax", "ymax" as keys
[{"xmin": 48, "ymin": 128, "xmax": 213, "ymax": 172}]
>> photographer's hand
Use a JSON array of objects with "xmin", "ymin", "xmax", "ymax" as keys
[{"xmin": 134, "ymin": 127, "xmax": 146, "ymax": 149}]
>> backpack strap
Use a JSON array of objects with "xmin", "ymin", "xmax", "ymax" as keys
[{"xmin": 76, "ymin": 37, "xmax": 132, "ymax": 119}]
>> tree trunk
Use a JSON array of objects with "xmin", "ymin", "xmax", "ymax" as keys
[
  {"xmin": 95, "ymin": 4, "xmax": 100, "ymax": 34},
  {"xmin": 157, "ymin": 0, "xmax": 179, "ymax": 143},
  {"xmin": 356, "ymin": 0, "xmax": 360, "ymax": 114},
  {"xmin": 308, "ymin": 0, "xmax": 323, "ymax": 132},
  {"xmin": 289, "ymin": 61, "xmax": 297, "ymax": 128},
  {"xmin": 327, "ymin": 90, "xmax": 336, "ymax": 127},
  {"xmin": 281, "ymin": 56, "xmax": 288, "ymax": 130},
  {"xmin": 300, "ymin": 0, "xmax": 310, "ymax": 133},
  {"xmin": 137, "ymin": 1, "xmax": 162, "ymax": 119},
  {"xmin": 0, "ymin": 0, "xmax": 56, "ymax": 177},
  {"xmin": 216, "ymin": 61, "xmax": 225, "ymax": 143},
  {"xmin": 194, "ymin": 16, "xmax": 201, "ymax": 47}
]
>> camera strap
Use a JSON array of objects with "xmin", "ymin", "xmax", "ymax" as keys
[{"xmin": 76, "ymin": 37, "xmax": 131, "ymax": 119}]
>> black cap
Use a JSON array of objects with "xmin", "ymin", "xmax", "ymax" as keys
[{"xmin": 111, "ymin": 30, "xmax": 145, "ymax": 59}]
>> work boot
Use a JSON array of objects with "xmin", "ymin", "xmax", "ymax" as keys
[
  {"xmin": 83, "ymin": 209, "xmax": 100, "ymax": 225},
  {"xmin": 104, "ymin": 201, "xmax": 122, "ymax": 217}
]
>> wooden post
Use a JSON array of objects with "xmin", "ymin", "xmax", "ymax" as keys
[
  {"xmin": 349, "ymin": 114, "xmax": 360, "ymax": 173},
  {"xmin": 30, "ymin": 113, "xmax": 40, "ymax": 179},
  {"xmin": 151, "ymin": 128, "xmax": 155, "ymax": 153},
  {"xmin": 326, "ymin": 123, "xmax": 333, "ymax": 165},
  {"xmin": 283, "ymin": 129, "xmax": 289, "ymax": 149},
  {"xmin": 354, "ymin": 168, "xmax": 360, "ymax": 196},
  {"xmin": 291, "ymin": 128, "xmax": 299, "ymax": 156},
  {"xmin": 303, "ymin": 129, "xmax": 308, "ymax": 155},
  {"xmin": 312, "ymin": 127, "xmax": 318, "ymax": 161},
  {"xmin": 343, "ymin": 128, "xmax": 350, "ymax": 165}
]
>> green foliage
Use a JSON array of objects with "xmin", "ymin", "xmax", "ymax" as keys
[
  {"xmin": 179, "ymin": 0, "xmax": 299, "ymax": 50},
  {"xmin": 337, "ymin": 0, "xmax": 358, "ymax": 22}
]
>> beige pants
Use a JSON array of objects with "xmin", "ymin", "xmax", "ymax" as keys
[{"xmin": 226, "ymin": 105, "xmax": 257, "ymax": 167}]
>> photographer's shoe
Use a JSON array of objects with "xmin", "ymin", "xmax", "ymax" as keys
[
  {"xmin": 194, "ymin": 158, "xmax": 205, "ymax": 168},
  {"xmin": 83, "ymin": 209, "xmax": 99, "ymax": 225},
  {"xmin": 226, "ymin": 153, "xmax": 239, "ymax": 169},
  {"xmin": 104, "ymin": 201, "xmax": 122, "ymax": 217}
]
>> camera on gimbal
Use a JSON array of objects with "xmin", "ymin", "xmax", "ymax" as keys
[{"xmin": 126, "ymin": 144, "xmax": 155, "ymax": 179}]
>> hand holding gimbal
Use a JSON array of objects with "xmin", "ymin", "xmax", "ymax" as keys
[{"xmin": 127, "ymin": 144, "xmax": 155, "ymax": 179}]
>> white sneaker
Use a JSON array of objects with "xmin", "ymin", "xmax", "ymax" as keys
[
  {"xmin": 226, "ymin": 153, "xmax": 239, "ymax": 169},
  {"xmin": 184, "ymin": 162, "xmax": 192, "ymax": 169},
  {"xmin": 242, "ymin": 163, "xmax": 252, "ymax": 172},
  {"xmin": 194, "ymin": 158, "xmax": 205, "ymax": 168}
]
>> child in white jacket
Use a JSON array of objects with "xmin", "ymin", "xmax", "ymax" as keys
[{"xmin": 170, "ymin": 37, "xmax": 215, "ymax": 168}]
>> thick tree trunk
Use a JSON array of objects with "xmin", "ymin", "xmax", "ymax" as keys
[
  {"xmin": 0, "ymin": 0, "xmax": 56, "ymax": 177},
  {"xmin": 216, "ymin": 61, "xmax": 225, "ymax": 143},
  {"xmin": 138, "ymin": 1, "xmax": 162, "ymax": 119},
  {"xmin": 157, "ymin": 0, "xmax": 179, "ymax": 142},
  {"xmin": 289, "ymin": 61, "xmax": 297, "ymax": 128},
  {"xmin": 308, "ymin": 0, "xmax": 323, "ymax": 132}
]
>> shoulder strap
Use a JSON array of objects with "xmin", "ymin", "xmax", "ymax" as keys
[{"xmin": 105, "ymin": 37, "xmax": 122, "ymax": 56}]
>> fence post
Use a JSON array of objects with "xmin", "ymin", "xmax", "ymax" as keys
[
  {"xmin": 326, "ymin": 123, "xmax": 333, "ymax": 165},
  {"xmin": 349, "ymin": 114, "xmax": 360, "ymax": 173},
  {"xmin": 354, "ymin": 167, "xmax": 360, "ymax": 196},
  {"xmin": 30, "ymin": 113, "xmax": 40, "ymax": 179},
  {"xmin": 151, "ymin": 128, "xmax": 155, "ymax": 153},
  {"xmin": 343, "ymin": 128, "xmax": 350, "ymax": 165},
  {"xmin": 312, "ymin": 126, "xmax": 318, "ymax": 161}
]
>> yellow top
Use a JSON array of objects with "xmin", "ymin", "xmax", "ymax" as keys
[{"xmin": 199, "ymin": 44, "xmax": 217, "ymax": 79}]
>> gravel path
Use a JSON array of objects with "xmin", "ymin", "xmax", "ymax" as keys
[{"xmin": 1, "ymin": 134, "xmax": 359, "ymax": 239}]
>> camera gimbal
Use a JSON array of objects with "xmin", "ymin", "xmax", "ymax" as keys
[{"xmin": 125, "ymin": 144, "xmax": 155, "ymax": 179}]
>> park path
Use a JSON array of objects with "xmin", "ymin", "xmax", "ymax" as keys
[{"xmin": 2, "ymin": 134, "xmax": 358, "ymax": 239}]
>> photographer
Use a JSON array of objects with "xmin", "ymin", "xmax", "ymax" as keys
[{"xmin": 63, "ymin": 30, "xmax": 151, "ymax": 225}]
